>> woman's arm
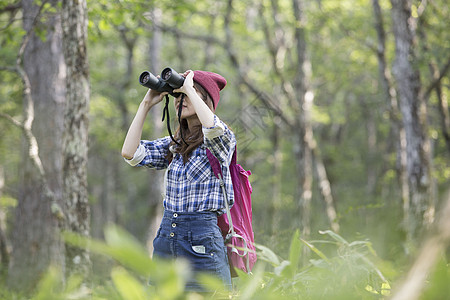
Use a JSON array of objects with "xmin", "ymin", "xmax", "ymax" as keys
[
  {"xmin": 121, "ymin": 89, "xmax": 166, "ymax": 159},
  {"xmin": 173, "ymin": 71, "xmax": 215, "ymax": 128},
  {"xmin": 203, "ymin": 116, "xmax": 236, "ymax": 165}
]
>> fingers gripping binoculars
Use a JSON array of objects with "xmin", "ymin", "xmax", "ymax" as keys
[
  {"xmin": 138, "ymin": 67, "xmax": 188, "ymax": 146},
  {"xmin": 139, "ymin": 67, "xmax": 184, "ymax": 96}
]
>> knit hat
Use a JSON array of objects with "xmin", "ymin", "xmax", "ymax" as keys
[{"xmin": 193, "ymin": 70, "xmax": 227, "ymax": 109}]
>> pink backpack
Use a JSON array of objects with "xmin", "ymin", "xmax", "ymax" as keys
[{"xmin": 206, "ymin": 149, "xmax": 256, "ymax": 276}]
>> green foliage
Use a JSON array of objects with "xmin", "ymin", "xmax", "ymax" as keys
[
  {"xmin": 1, "ymin": 0, "xmax": 449, "ymax": 298},
  {"xmin": 1, "ymin": 225, "xmax": 398, "ymax": 299},
  {"xmin": 3, "ymin": 225, "xmax": 450, "ymax": 300},
  {"xmin": 63, "ymin": 225, "xmax": 188, "ymax": 299},
  {"xmin": 30, "ymin": 267, "xmax": 86, "ymax": 300},
  {"xmin": 420, "ymin": 257, "xmax": 450, "ymax": 300},
  {"xmin": 252, "ymin": 230, "xmax": 393, "ymax": 299}
]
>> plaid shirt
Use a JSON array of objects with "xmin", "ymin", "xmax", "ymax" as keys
[{"xmin": 125, "ymin": 115, "xmax": 236, "ymax": 214}]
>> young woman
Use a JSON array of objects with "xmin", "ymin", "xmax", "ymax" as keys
[{"xmin": 121, "ymin": 70, "xmax": 235, "ymax": 291}]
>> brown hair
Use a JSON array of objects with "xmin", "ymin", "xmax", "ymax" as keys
[{"xmin": 166, "ymin": 82, "xmax": 214, "ymax": 163}]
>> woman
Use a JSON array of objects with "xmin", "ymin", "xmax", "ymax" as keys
[{"xmin": 121, "ymin": 69, "xmax": 235, "ymax": 291}]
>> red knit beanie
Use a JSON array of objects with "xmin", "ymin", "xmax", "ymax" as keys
[{"xmin": 193, "ymin": 70, "xmax": 227, "ymax": 109}]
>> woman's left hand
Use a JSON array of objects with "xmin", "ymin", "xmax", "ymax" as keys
[{"xmin": 173, "ymin": 70, "xmax": 195, "ymax": 95}]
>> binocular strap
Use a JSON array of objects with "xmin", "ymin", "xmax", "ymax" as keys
[
  {"xmin": 161, "ymin": 94, "xmax": 188, "ymax": 146},
  {"xmin": 177, "ymin": 94, "xmax": 188, "ymax": 146}
]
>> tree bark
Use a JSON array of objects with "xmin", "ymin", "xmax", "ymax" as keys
[
  {"xmin": 372, "ymin": 0, "xmax": 410, "ymax": 232},
  {"xmin": 292, "ymin": 0, "xmax": 338, "ymax": 235},
  {"xmin": 146, "ymin": 6, "xmax": 164, "ymax": 255},
  {"xmin": 292, "ymin": 0, "xmax": 312, "ymax": 239},
  {"xmin": 8, "ymin": 0, "xmax": 66, "ymax": 289},
  {"xmin": 390, "ymin": 0, "xmax": 432, "ymax": 241},
  {"xmin": 61, "ymin": 0, "xmax": 91, "ymax": 276},
  {"xmin": 436, "ymin": 82, "xmax": 450, "ymax": 154},
  {"xmin": 0, "ymin": 166, "xmax": 9, "ymax": 269},
  {"xmin": 258, "ymin": 0, "xmax": 285, "ymax": 238}
]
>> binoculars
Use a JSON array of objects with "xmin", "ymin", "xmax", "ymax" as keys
[{"xmin": 139, "ymin": 67, "xmax": 184, "ymax": 96}]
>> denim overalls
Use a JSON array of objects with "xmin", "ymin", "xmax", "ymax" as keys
[{"xmin": 152, "ymin": 210, "xmax": 232, "ymax": 291}]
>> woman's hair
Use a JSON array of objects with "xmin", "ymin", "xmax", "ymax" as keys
[{"xmin": 166, "ymin": 82, "xmax": 214, "ymax": 163}]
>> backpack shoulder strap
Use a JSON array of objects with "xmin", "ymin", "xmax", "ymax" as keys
[
  {"xmin": 206, "ymin": 147, "xmax": 237, "ymax": 178},
  {"xmin": 206, "ymin": 148, "xmax": 236, "ymax": 234},
  {"xmin": 206, "ymin": 149, "xmax": 222, "ymax": 179}
]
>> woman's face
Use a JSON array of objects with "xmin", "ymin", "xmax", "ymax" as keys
[{"xmin": 174, "ymin": 93, "xmax": 196, "ymax": 120}]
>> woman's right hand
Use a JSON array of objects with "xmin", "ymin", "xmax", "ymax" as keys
[
  {"xmin": 122, "ymin": 87, "xmax": 167, "ymax": 159},
  {"xmin": 142, "ymin": 88, "xmax": 168, "ymax": 111}
]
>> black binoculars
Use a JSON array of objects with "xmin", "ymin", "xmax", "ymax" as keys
[{"xmin": 138, "ymin": 67, "xmax": 184, "ymax": 96}]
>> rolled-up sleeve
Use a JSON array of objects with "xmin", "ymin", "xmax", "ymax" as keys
[
  {"xmin": 124, "ymin": 136, "xmax": 171, "ymax": 169},
  {"xmin": 203, "ymin": 115, "xmax": 236, "ymax": 165}
]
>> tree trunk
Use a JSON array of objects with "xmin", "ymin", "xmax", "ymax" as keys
[
  {"xmin": 436, "ymin": 82, "xmax": 450, "ymax": 154},
  {"xmin": 372, "ymin": 0, "xmax": 410, "ymax": 232},
  {"xmin": 146, "ymin": 6, "xmax": 164, "ymax": 255},
  {"xmin": 365, "ymin": 106, "xmax": 377, "ymax": 195},
  {"xmin": 390, "ymin": 0, "xmax": 432, "ymax": 241},
  {"xmin": 292, "ymin": 0, "xmax": 313, "ymax": 239},
  {"xmin": 61, "ymin": 0, "xmax": 91, "ymax": 276},
  {"xmin": 312, "ymin": 144, "xmax": 339, "ymax": 232},
  {"xmin": 8, "ymin": 0, "xmax": 66, "ymax": 289},
  {"xmin": 293, "ymin": 0, "xmax": 339, "ymax": 237},
  {"xmin": 0, "ymin": 166, "xmax": 9, "ymax": 269}
]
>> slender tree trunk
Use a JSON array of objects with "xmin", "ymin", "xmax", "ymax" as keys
[
  {"xmin": 437, "ymin": 84, "xmax": 450, "ymax": 154},
  {"xmin": 256, "ymin": 0, "xmax": 288, "ymax": 237},
  {"xmin": 0, "ymin": 166, "xmax": 9, "ymax": 270},
  {"xmin": 292, "ymin": 0, "xmax": 338, "ymax": 235},
  {"xmin": 8, "ymin": 0, "xmax": 66, "ymax": 289},
  {"xmin": 390, "ymin": 0, "xmax": 432, "ymax": 241},
  {"xmin": 292, "ymin": 0, "xmax": 312, "ymax": 239},
  {"xmin": 372, "ymin": 0, "xmax": 410, "ymax": 232},
  {"xmin": 312, "ymin": 144, "xmax": 339, "ymax": 232},
  {"xmin": 61, "ymin": 0, "xmax": 91, "ymax": 276},
  {"xmin": 204, "ymin": 12, "xmax": 218, "ymax": 67},
  {"xmin": 117, "ymin": 26, "xmax": 136, "ymax": 131},
  {"xmin": 417, "ymin": 28, "xmax": 450, "ymax": 154},
  {"xmin": 365, "ymin": 106, "xmax": 377, "ymax": 195},
  {"xmin": 146, "ymin": 6, "xmax": 164, "ymax": 256},
  {"xmin": 416, "ymin": 26, "xmax": 444, "ymax": 227}
]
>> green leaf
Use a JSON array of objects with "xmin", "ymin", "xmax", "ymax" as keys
[
  {"xmin": 318, "ymin": 230, "xmax": 349, "ymax": 245},
  {"xmin": 239, "ymin": 263, "xmax": 265, "ymax": 300},
  {"xmin": 254, "ymin": 243, "xmax": 281, "ymax": 266},
  {"xmin": 288, "ymin": 229, "xmax": 302, "ymax": 276},
  {"xmin": 31, "ymin": 267, "xmax": 63, "ymax": 300},
  {"xmin": 197, "ymin": 272, "xmax": 229, "ymax": 296},
  {"xmin": 111, "ymin": 267, "xmax": 148, "ymax": 300},
  {"xmin": 149, "ymin": 258, "xmax": 187, "ymax": 300},
  {"xmin": 274, "ymin": 260, "xmax": 291, "ymax": 276},
  {"xmin": 300, "ymin": 238, "xmax": 331, "ymax": 264},
  {"xmin": 63, "ymin": 226, "xmax": 155, "ymax": 277}
]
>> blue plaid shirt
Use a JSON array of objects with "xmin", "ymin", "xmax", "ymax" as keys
[{"xmin": 125, "ymin": 115, "xmax": 236, "ymax": 214}]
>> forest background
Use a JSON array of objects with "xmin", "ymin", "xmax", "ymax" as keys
[{"xmin": 0, "ymin": 0, "xmax": 449, "ymax": 299}]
